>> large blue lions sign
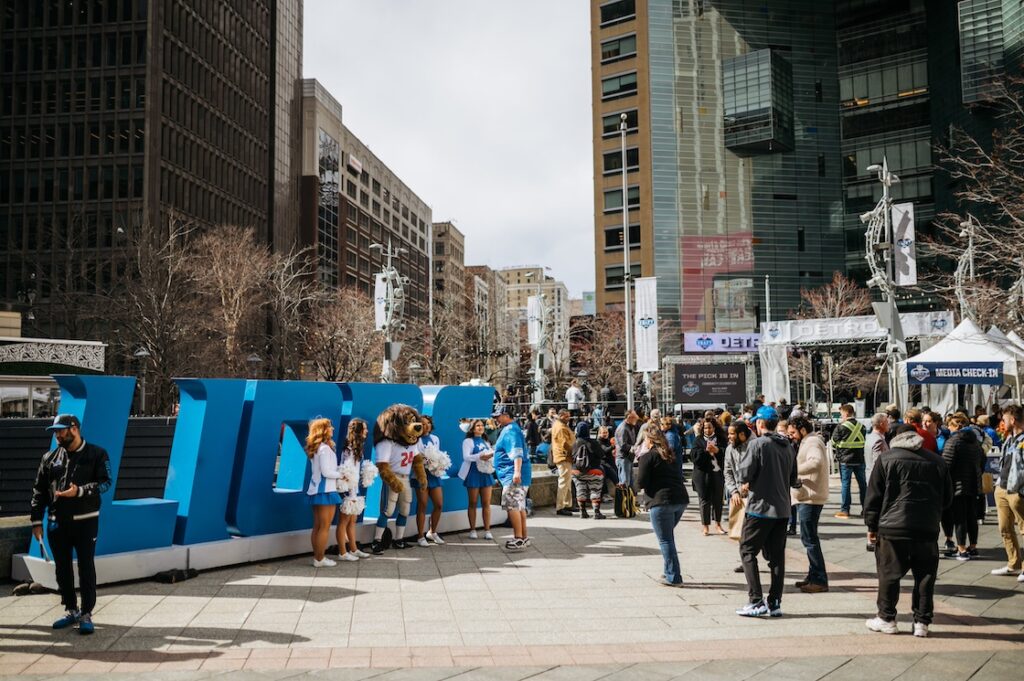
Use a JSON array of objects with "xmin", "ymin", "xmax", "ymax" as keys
[{"xmin": 29, "ymin": 375, "xmax": 495, "ymax": 560}]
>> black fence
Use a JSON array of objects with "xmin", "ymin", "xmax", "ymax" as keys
[{"xmin": 0, "ymin": 417, "xmax": 176, "ymax": 517}]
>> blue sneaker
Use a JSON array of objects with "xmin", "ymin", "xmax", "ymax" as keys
[
  {"xmin": 78, "ymin": 612, "xmax": 94, "ymax": 635},
  {"xmin": 736, "ymin": 600, "xmax": 769, "ymax": 617},
  {"xmin": 52, "ymin": 610, "xmax": 80, "ymax": 630}
]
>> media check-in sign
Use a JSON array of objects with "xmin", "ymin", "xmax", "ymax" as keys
[{"xmin": 907, "ymin": 362, "xmax": 1003, "ymax": 385}]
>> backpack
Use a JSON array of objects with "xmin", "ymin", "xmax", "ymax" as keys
[
  {"xmin": 614, "ymin": 486, "xmax": 638, "ymax": 518},
  {"xmin": 572, "ymin": 441, "xmax": 592, "ymax": 472}
]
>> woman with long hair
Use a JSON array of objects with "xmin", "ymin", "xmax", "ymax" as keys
[
  {"xmin": 336, "ymin": 418, "xmax": 371, "ymax": 562},
  {"xmin": 636, "ymin": 427, "xmax": 689, "ymax": 586},
  {"xmin": 459, "ymin": 419, "xmax": 495, "ymax": 539},
  {"xmin": 693, "ymin": 417, "xmax": 727, "ymax": 536},
  {"xmin": 306, "ymin": 418, "xmax": 343, "ymax": 567},
  {"xmin": 413, "ymin": 415, "xmax": 446, "ymax": 546}
]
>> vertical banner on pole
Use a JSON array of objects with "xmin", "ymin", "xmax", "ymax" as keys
[
  {"xmin": 373, "ymin": 274, "xmax": 387, "ymax": 331},
  {"xmin": 892, "ymin": 202, "xmax": 917, "ymax": 287},
  {"xmin": 527, "ymin": 296, "xmax": 541, "ymax": 347},
  {"xmin": 634, "ymin": 277, "xmax": 659, "ymax": 372}
]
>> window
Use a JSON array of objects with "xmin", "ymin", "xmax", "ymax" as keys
[
  {"xmin": 603, "ymin": 185, "xmax": 640, "ymax": 212},
  {"xmin": 601, "ymin": 71, "xmax": 637, "ymax": 100},
  {"xmin": 601, "ymin": 34, "xmax": 637, "ymax": 63},
  {"xmin": 603, "ymin": 147, "xmax": 639, "ymax": 174},
  {"xmin": 603, "ymin": 224, "xmax": 641, "ymax": 250},
  {"xmin": 605, "ymin": 263, "xmax": 641, "ymax": 289},
  {"xmin": 600, "ymin": 0, "xmax": 635, "ymax": 27}
]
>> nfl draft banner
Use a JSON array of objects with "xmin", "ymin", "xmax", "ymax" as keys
[
  {"xmin": 634, "ymin": 277, "xmax": 659, "ymax": 372},
  {"xmin": 684, "ymin": 332, "xmax": 760, "ymax": 353},
  {"xmin": 374, "ymin": 273, "xmax": 387, "ymax": 331},
  {"xmin": 892, "ymin": 202, "xmax": 917, "ymax": 287},
  {"xmin": 908, "ymin": 362, "xmax": 1003, "ymax": 385},
  {"xmin": 527, "ymin": 295, "xmax": 542, "ymax": 347}
]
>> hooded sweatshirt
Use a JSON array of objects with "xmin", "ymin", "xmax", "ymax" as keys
[{"xmin": 737, "ymin": 432, "xmax": 797, "ymax": 519}]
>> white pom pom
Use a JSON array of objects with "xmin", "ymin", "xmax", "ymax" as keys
[
  {"xmin": 360, "ymin": 461, "xmax": 379, "ymax": 488},
  {"xmin": 337, "ymin": 459, "xmax": 359, "ymax": 495},
  {"xmin": 341, "ymin": 496, "xmax": 365, "ymax": 516},
  {"xmin": 421, "ymin": 443, "xmax": 452, "ymax": 477}
]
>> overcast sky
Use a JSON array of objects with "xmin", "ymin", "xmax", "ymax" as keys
[{"xmin": 303, "ymin": 1, "xmax": 595, "ymax": 297}]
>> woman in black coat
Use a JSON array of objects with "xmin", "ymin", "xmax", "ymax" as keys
[
  {"xmin": 636, "ymin": 428, "xmax": 690, "ymax": 586},
  {"xmin": 943, "ymin": 413, "xmax": 983, "ymax": 558},
  {"xmin": 692, "ymin": 417, "xmax": 727, "ymax": 536}
]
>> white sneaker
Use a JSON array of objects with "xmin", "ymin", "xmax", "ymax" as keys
[
  {"xmin": 336, "ymin": 553, "xmax": 359, "ymax": 562},
  {"xmin": 523, "ymin": 537, "xmax": 532, "ymax": 547},
  {"xmin": 468, "ymin": 529, "xmax": 478, "ymax": 539},
  {"xmin": 426, "ymin": 531, "xmax": 445, "ymax": 545},
  {"xmin": 484, "ymin": 531, "xmax": 494, "ymax": 540},
  {"xmin": 865, "ymin": 616, "xmax": 898, "ymax": 634},
  {"xmin": 991, "ymin": 566, "xmax": 1020, "ymax": 576},
  {"xmin": 353, "ymin": 550, "xmax": 371, "ymax": 559},
  {"xmin": 312, "ymin": 557, "xmax": 337, "ymax": 568},
  {"xmin": 417, "ymin": 537, "xmax": 430, "ymax": 548},
  {"xmin": 1018, "ymin": 573, "xmax": 1024, "ymax": 583},
  {"xmin": 913, "ymin": 623, "xmax": 929, "ymax": 638}
]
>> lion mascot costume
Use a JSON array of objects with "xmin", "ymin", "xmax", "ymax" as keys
[{"xmin": 371, "ymin": 404, "xmax": 427, "ymax": 552}]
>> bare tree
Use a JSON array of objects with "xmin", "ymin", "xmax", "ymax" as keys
[
  {"xmin": 573, "ymin": 312, "xmax": 626, "ymax": 396},
  {"xmin": 264, "ymin": 247, "xmax": 319, "ymax": 380},
  {"xmin": 791, "ymin": 272, "xmax": 872, "ymax": 321},
  {"xmin": 303, "ymin": 287, "xmax": 380, "ymax": 382},
  {"xmin": 402, "ymin": 295, "xmax": 472, "ymax": 385},
  {"xmin": 188, "ymin": 225, "xmax": 272, "ymax": 375}
]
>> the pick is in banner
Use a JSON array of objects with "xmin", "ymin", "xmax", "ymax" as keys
[{"xmin": 634, "ymin": 276, "xmax": 659, "ymax": 372}]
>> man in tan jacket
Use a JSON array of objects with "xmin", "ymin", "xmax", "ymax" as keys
[
  {"xmin": 787, "ymin": 416, "xmax": 830, "ymax": 593},
  {"xmin": 551, "ymin": 409, "xmax": 576, "ymax": 516}
]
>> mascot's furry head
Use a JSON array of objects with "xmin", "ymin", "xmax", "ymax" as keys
[{"xmin": 374, "ymin": 404, "xmax": 423, "ymax": 446}]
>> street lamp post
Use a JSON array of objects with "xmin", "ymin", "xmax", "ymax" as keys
[
  {"xmin": 620, "ymin": 112, "xmax": 635, "ymax": 413},
  {"xmin": 525, "ymin": 271, "xmax": 547, "ymax": 405},
  {"xmin": 370, "ymin": 239, "xmax": 408, "ymax": 383},
  {"xmin": 134, "ymin": 347, "xmax": 150, "ymax": 415},
  {"xmin": 246, "ymin": 353, "xmax": 263, "ymax": 379}
]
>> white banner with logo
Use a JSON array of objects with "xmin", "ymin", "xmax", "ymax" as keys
[
  {"xmin": 892, "ymin": 202, "xmax": 917, "ymax": 287},
  {"xmin": 527, "ymin": 295, "xmax": 542, "ymax": 347},
  {"xmin": 634, "ymin": 277, "xmax": 659, "ymax": 372},
  {"xmin": 684, "ymin": 332, "xmax": 760, "ymax": 353},
  {"xmin": 759, "ymin": 311, "xmax": 953, "ymax": 346},
  {"xmin": 374, "ymin": 274, "xmax": 387, "ymax": 331}
]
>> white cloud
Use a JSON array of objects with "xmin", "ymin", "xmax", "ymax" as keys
[{"xmin": 303, "ymin": 0, "xmax": 595, "ymax": 297}]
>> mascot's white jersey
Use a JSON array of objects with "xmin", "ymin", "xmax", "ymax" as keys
[{"xmin": 373, "ymin": 439, "xmax": 420, "ymax": 476}]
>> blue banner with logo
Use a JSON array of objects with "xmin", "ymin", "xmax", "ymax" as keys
[{"xmin": 907, "ymin": 362, "xmax": 1003, "ymax": 385}]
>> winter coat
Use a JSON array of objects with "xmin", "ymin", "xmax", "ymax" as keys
[
  {"xmin": 693, "ymin": 434, "xmax": 725, "ymax": 474},
  {"xmin": 723, "ymin": 441, "xmax": 748, "ymax": 498},
  {"xmin": 551, "ymin": 419, "xmax": 575, "ymax": 464},
  {"xmin": 792, "ymin": 432, "xmax": 829, "ymax": 506},
  {"xmin": 864, "ymin": 431, "xmax": 953, "ymax": 542},
  {"xmin": 942, "ymin": 429, "xmax": 983, "ymax": 497},
  {"xmin": 737, "ymin": 432, "xmax": 797, "ymax": 519}
]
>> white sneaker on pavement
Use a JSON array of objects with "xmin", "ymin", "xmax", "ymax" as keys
[
  {"xmin": 913, "ymin": 623, "xmax": 929, "ymax": 638},
  {"xmin": 336, "ymin": 553, "xmax": 359, "ymax": 562},
  {"xmin": 865, "ymin": 616, "xmax": 898, "ymax": 634},
  {"xmin": 484, "ymin": 531, "xmax": 494, "ymax": 540},
  {"xmin": 426, "ymin": 531, "xmax": 445, "ymax": 544},
  {"xmin": 312, "ymin": 557, "xmax": 337, "ymax": 568},
  {"xmin": 1018, "ymin": 572, "xmax": 1024, "ymax": 583},
  {"xmin": 991, "ymin": 566, "xmax": 1019, "ymax": 576},
  {"xmin": 417, "ymin": 537, "xmax": 430, "ymax": 548},
  {"xmin": 353, "ymin": 550, "xmax": 371, "ymax": 559},
  {"xmin": 468, "ymin": 530, "xmax": 478, "ymax": 539}
]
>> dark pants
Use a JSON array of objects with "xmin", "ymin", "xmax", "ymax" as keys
[
  {"xmin": 951, "ymin": 495, "xmax": 979, "ymax": 547},
  {"xmin": 874, "ymin": 534, "xmax": 939, "ymax": 625},
  {"xmin": 48, "ymin": 516, "xmax": 99, "ymax": 615},
  {"xmin": 798, "ymin": 504, "xmax": 827, "ymax": 585},
  {"xmin": 649, "ymin": 503, "xmax": 687, "ymax": 584},
  {"xmin": 739, "ymin": 515, "xmax": 789, "ymax": 605},
  {"xmin": 941, "ymin": 505, "xmax": 954, "ymax": 540},
  {"xmin": 839, "ymin": 463, "xmax": 866, "ymax": 513},
  {"xmin": 692, "ymin": 469, "xmax": 724, "ymax": 525}
]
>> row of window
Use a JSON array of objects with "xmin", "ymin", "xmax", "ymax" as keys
[
  {"xmin": 2, "ymin": 0, "xmax": 148, "ymax": 31},
  {"xmin": 842, "ymin": 139, "xmax": 931, "ymax": 179},
  {"xmin": 1, "ymin": 75, "xmax": 145, "ymax": 118},
  {"xmin": 0, "ymin": 30, "xmax": 146, "ymax": 73},
  {"xmin": 601, "ymin": 71, "xmax": 638, "ymax": 101},
  {"xmin": 602, "ymin": 147, "xmax": 639, "ymax": 175},
  {"xmin": 166, "ymin": 0, "xmax": 271, "ymax": 77},
  {"xmin": 839, "ymin": 60, "xmax": 928, "ymax": 108},
  {"xmin": 601, "ymin": 108, "xmax": 638, "ymax": 137},
  {"xmin": 159, "ymin": 165, "xmax": 264, "ymax": 228},
  {"xmin": 0, "ymin": 119, "xmax": 144, "ymax": 160},
  {"xmin": 843, "ymin": 175, "xmax": 934, "ymax": 213},
  {"xmin": 161, "ymin": 124, "xmax": 265, "ymax": 206},
  {"xmin": 603, "ymin": 185, "xmax": 640, "ymax": 213},
  {"xmin": 601, "ymin": 34, "xmax": 636, "ymax": 63},
  {"xmin": 343, "ymin": 153, "xmax": 428, "ymax": 237},
  {"xmin": 0, "ymin": 164, "xmax": 143, "ymax": 204},
  {"xmin": 0, "ymin": 210, "xmax": 131, "ymax": 253}
]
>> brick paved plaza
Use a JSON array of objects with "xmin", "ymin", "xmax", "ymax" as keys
[{"xmin": 1, "ymin": 482, "xmax": 1022, "ymax": 680}]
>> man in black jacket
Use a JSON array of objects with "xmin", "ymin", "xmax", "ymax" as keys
[
  {"xmin": 30, "ymin": 414, "xmax": 112, "ymax": 635},
  {"xmin": 863, "ymin": 424, "xmax": 952, "ymax": 638}
]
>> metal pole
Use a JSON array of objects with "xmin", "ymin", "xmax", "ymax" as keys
[
  {"xmin": 140, "ymin": 369, "xmax": 146, "ymax": 415},
  {"xmin": 621, "ymin": 113, "xmax": 635, "ymax": 412},
  {"xmin": 764, "ymin": 274, "xmax": 771, "ymax": 323},
  {"xmin": 882, "ymin": 162, "xmax": 899, "ymax": 410},
  {"xmin": 382, "ymin": 239, "xmax": 394, "ymax": 383},
  {"xmin": 534, "ymin": 279, "xmax": 546, "ymax": 405}
]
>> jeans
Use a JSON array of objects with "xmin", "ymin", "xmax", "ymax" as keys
[
  {"xmin": 49, "ymin": 516, "xmax": 99, "ymax": 615},
  {"xmin": 874, "ymin": 534, "xmax": 938, "ymax": 625},
  {"xmin": 649, "ymin": 503, "xmax": 686, "ymax": 584},
  {"xmin": 616, "ymin": 457, "xmax": 634, "ymax": 489},
  {"xmin": 739, "ymin": 515, "xmax": 789, "ymax": 605},
  {"xmin": 797, "ymin": 504, "xmax": 827, "ymax": 586},
  {"xmin": 839, "ymin": 463, "xmax": 867, "ymax": 513}
]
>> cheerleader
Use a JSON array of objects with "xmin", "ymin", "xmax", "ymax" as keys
[
  {"xmin": 413, "ymin": 415, "xmax": 446, "ymax": 547},
  {"xmin": 336, "ymin": 419, "xmax": 371, "ymax": 562},
  {"xmin": 459, "ymin": 419, "xmax": 495, "ymax": 539},
  {"xmin": 306, "ymin": 418, "xmax": 343, "ymax": 567}
]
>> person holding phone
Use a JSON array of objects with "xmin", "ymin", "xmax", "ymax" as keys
[{"xmin": 30, "ymin": 414, "xmax": 112, "ymax": 636}]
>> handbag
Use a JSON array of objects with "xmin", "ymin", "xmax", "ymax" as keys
[
  {"xmin": 981, "ymin": 472, "xmax": 995, "ymax": 495},
  {"xmin": 727, "ymin": 497, "xmax": 746, "ymax": 541}
]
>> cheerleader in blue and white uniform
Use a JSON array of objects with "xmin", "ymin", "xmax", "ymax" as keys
[
  {"xmin": 413, "ymin": 415, "xmax": 446, "ymax": 547},
  {"xmin": 460, "ymin": 419, "xmax": 495, "ymax": 540},
  {"xmin": 306, "ymin": 418, "xmax": 343, "ymax": 567},
  {"xmin": 336, "ymin": 418, "xmax": 371, "ymax": 562}
]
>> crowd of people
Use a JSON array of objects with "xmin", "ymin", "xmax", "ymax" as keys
[{"xmin": 27, "ymin": 396, "xmax": 1024, "ymax": 639}]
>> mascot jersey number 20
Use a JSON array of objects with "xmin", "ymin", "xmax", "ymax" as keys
[{"xmin": 371, "ymin": 404, "xmax": 427, "ymax": 553}]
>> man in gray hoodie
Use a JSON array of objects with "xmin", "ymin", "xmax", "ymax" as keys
[{"xmin": 735, "ymin": 416, "xmax": 798, "ymax": 618}]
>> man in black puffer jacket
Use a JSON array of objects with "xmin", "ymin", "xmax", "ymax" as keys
[{"xmin": 863, "ymin": 424, "xmax": 952, "ymax": 639}]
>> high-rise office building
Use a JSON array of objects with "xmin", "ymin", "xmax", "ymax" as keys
[
  {"xmin": 432, "ymin": 220, "xmax": 465, "ymax": 315},
  {"xmin": 298, "ymin": 79, "xmax": 431, "ymax": 319},
  {"xmin": 590, "ymin": 0, "xmax": 1010, "ymax": 349},
  {"xmin": 501, "ymin": 265, "xmax": 571, "ymax": 369},
  {"xmin": 465, "ymin": 264, "xmax": 519, "ymax": 383},
  {"xmin": 0, "ymin": 0, "xmax": 304, "ymax": 335}
]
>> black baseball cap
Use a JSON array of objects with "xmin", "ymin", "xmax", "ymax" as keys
[
  {"xmin": 491, "ymin": 404, "xmax": 511, "ymax": 418},
  {"xmin": 45, "ymin": 414, "xmax": 81, "ymax": 432}
]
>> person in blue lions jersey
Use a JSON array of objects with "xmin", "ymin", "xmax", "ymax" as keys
[{"xmin": 493, "ymin": 405, "xmax": 531, "ymax": 551}]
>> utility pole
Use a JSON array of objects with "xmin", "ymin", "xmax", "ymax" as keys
[
  {"xmin": 620, "ymin": 112, "xmax": 635, "ymax": 412},
  {"xmin": 371, "ymin": 238, "xmax": 407, "ymax": 383}
]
